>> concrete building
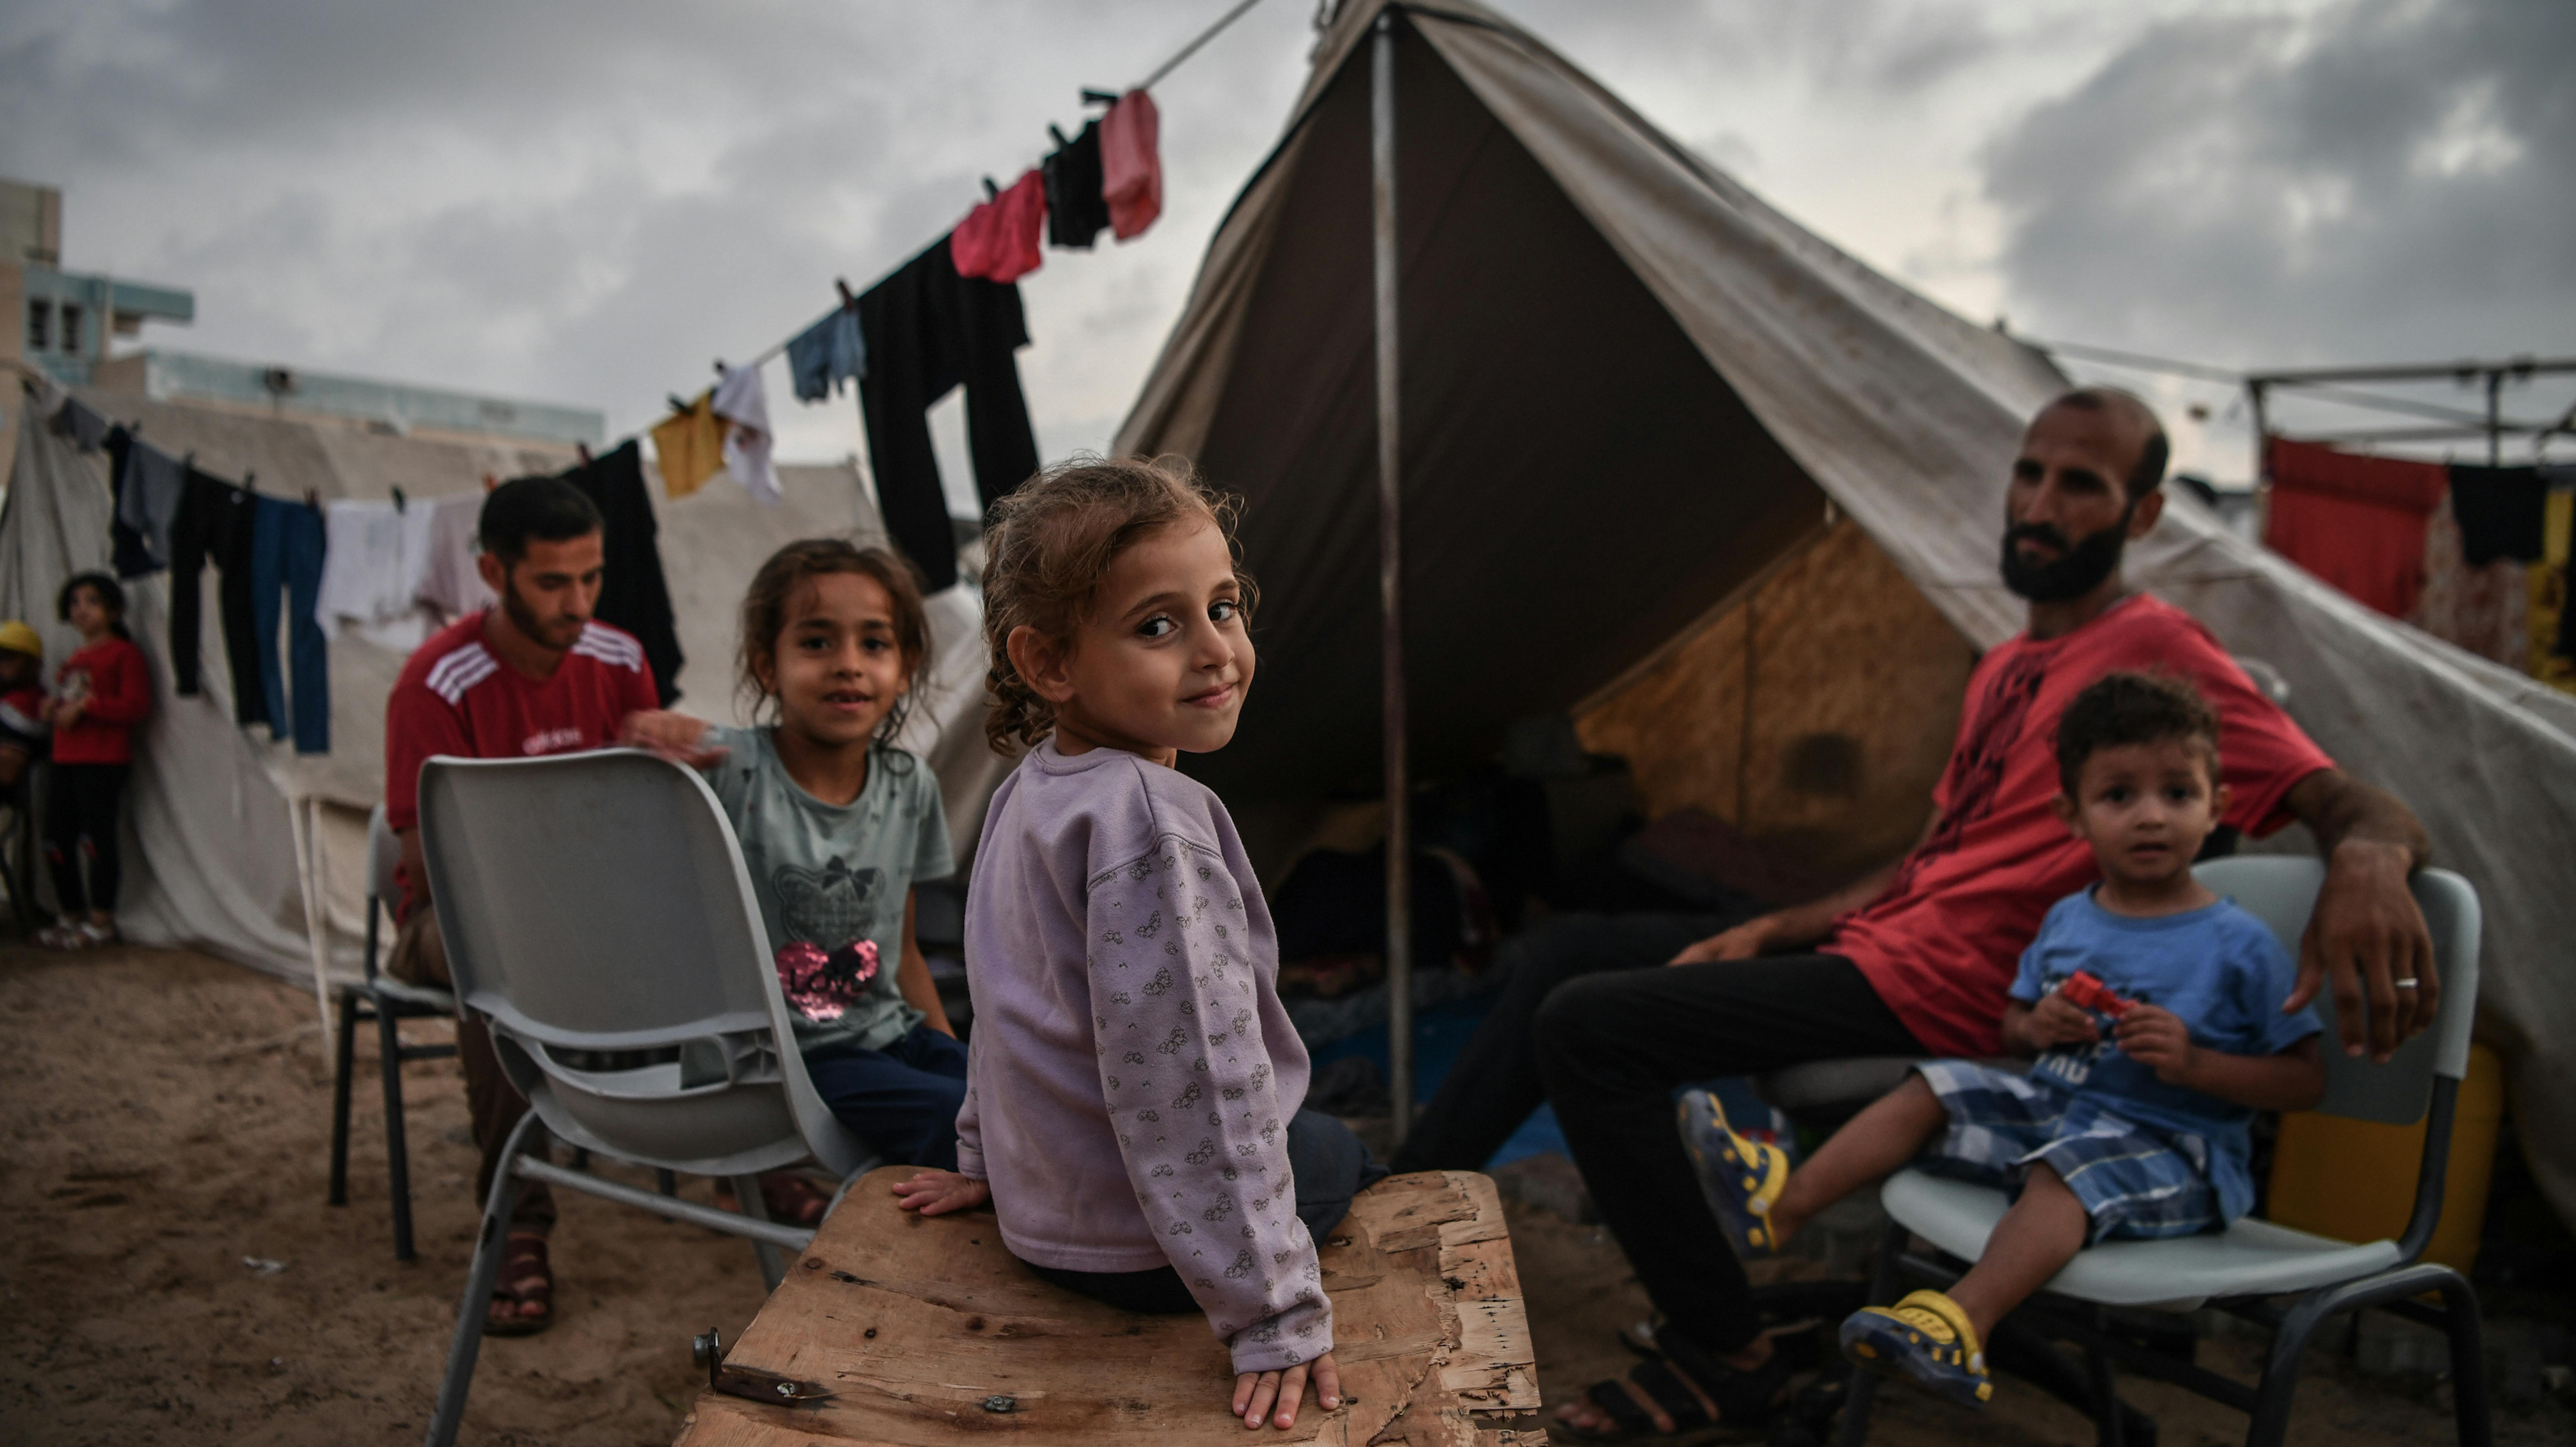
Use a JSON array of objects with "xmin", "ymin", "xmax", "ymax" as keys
[{"xmin": 4, "ymin": 176, "xmax": 602, "ymax": 466}]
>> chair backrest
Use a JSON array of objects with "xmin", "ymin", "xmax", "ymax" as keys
[
  {"xmin": 417, "ymin": 748, "xmax": 871, "ymax": 1178},
  {"xmin": 2194, "ymin": 856, "xmax": 2481, "ymax": 1127}
]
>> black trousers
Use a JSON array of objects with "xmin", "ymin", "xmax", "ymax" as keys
[
  {"xmin": 1390, "ymin": 911, "xmax": 1741, "ymax": 1175},
  {"xmin": 1026, "ymin": 1110, "xmax": 1388, "ymax": 1314},
  {"xmin": 45, "ymin": 762, "xmax": 129, "ymax": 915},
  {"xmin": 1534, "ymin": 953, "xmax": 1922, "ymax": 1353}
]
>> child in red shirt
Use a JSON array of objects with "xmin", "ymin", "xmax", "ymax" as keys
[{"xmin": 38, "ymin": 573, "xmax": 152, "ymax": 949}]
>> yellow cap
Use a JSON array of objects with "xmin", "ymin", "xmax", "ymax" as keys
[{"xmin": 0, "ymin": 621, "xmax": 40, "ymax": 661}]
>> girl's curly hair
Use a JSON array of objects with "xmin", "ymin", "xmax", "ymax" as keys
[
  {"xmin": 738, "ymin": 538, "xmax": 932, "ymax": 748},
  {"xmin": 980, "ymin": 454, "xmax": 1256, "ymax": 753}
]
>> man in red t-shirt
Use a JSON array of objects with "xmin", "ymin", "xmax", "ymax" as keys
[
  {"xmin": 1440, "ymin": 390, "xmax": 2437, "ymax": 1439},
  {"xmin": 383, "ymin": 475, "xmax": 669, "ymax": 1336}
]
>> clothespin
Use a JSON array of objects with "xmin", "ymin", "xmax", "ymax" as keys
[
  {"xmin": 981, "ymin": 176, "xmax": 999, "ymax": 201},
  {"xmin": 668, "ymin": 394, "xmax": 695, "ymax": 415},
  {"xmin": 391, "ymin": 485, "xmax": 407, "ymax": 514},
  {"xmin": 1081, "ymin": 88, "xmax": 1119, "ymax": 106},
  {"xmin": 1049, "ymin": 123, "xmax": 1070, "ymax": 148},
  {"xmin": 835, "ymin": 279, "xmax": 856, "ymax": 311},
  {"xmin": 482, "ymin": 472, "xmax": 499, "ymax": 492},
  {"xmin": 575, "ymin": 442, "xmax": 594, "ymax": 466},
  {"xmin": 304, "ymin": 487, "xmax": 320, "ymax": 511}
]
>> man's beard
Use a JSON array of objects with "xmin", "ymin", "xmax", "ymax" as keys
[
  {"xmin": 2000, "ymin": 511, "xmax": 2131, "ymax": 602},
  {"xmin": 501, "ymin": 584, "xmax": 580, "ymax": 651}
]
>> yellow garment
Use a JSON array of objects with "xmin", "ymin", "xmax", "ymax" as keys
[
  {"xmin": 2533, "ymin": 490, "xmax": 2574, "ymax": 695},
  {"xmin": 0, "ymin": 621, "xmax": 41, "ymax": 662},
  {"xmin": 651, "ymin": 391, "xmax": 725, "ymax": 500}
]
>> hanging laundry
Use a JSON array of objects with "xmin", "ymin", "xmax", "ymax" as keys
[
  {"xmin": 50, "ymin": 394, "xmax": 109, "ymax": 453},
  {"xmin": 1043, "ymin": 119, "xmax": 1110, "ymax": 249},
  {"xmin": 1100, "ymin": 89, "xmax": 1163, "ymax": 241},
  {"xmin": 856, "ymin": 235, "xmax": 1041, "ymax": 594},
  {"xmin": 105, "ymin": 428, "xmax": 185, "ymax": 576},
  {"xmin": 104, "ymin": 429, "xmax": 160, "ymax": 578},
  {"xmin": 785, "ymin": 305, "xmax": 867, "ymax": 403},
  {"xmin": 251, "ymin": 495, "xmax": 331, "ymax": 754},
  {"xmin": 2409, "ymin": 505, "xmax": 2527, "ymax": 669},
  {"xmin": 712, "ymin": 362, "xmax": 782, "ymax": 505},
  {"xmin": 416, "ymin": 492, "xmax": 497, "ymax": 618},
  {"xmin": 562, "ymin": 440, "xmax": 686, "ymax": 706},
  {"xmin": 951, "ymin": 169, "xmax": 1047, "ymax": 284},
  {"xmin": 2446, "ymin": 464, "xmax": 2547, "ymax": 567},
  {"xmin": 2262, "ymin": 438, "xmax": 2446, "ymax": 619},
  {"xmin": 168, "ymin": 466, "xmax": 268, "ymax": 725},
  {"xmin": 650, "ymin": 389, "xmax": 726, "ymax": 500},
  {"xmin": 316, "ymin": 496, "xmax": 436, "ymax": 641}
]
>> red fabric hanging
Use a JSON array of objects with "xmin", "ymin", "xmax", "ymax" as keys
[
  {"xmin": 1100, "ymin": 89, "xmax": 1162, "ymax": 241},
  {"xmin": 2262, "ymin": 437, "xmax": 2447, "ymax": 618},
  {"xmin": 950, "ymin": 169, "xmax": 1046, "ymax": 284}
]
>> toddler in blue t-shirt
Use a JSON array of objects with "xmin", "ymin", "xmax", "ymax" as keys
[{"xmin": 1684, "ymin": 671, "xmax": 2325, "ymax": 1412}]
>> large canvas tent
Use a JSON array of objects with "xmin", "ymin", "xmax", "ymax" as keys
[
  {"xmin": 1115, "ymin": 0, "xmax": 2576, "ymax": 1225},
  {"xmin": 0, "ymin": 377, "xmax": 1001, "ymax": 993}
]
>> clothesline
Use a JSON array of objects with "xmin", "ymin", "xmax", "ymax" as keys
[{"xmin": 719, "ymin": 0, "xmax": 1269, "ymax": 379}]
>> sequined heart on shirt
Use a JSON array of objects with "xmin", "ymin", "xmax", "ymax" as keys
[{"xmin": 775, "ymin": 939, "xmax": 881, "ymax": 1022}]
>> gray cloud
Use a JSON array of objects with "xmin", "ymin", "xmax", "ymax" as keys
[{"xmin": 1985, "ymin": 0, "xmax": 2576, "ymax": 371}]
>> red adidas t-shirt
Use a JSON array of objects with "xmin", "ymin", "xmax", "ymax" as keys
[
  {"xmin": 383, "ymin": 612, "xmax": 659, "ymax": 838},
  {"xmin": 1830, "ymin": 593, "xmax": 2336, "ymax": 1058}
]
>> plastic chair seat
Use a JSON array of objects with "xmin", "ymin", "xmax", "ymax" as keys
[{"xmin": 1883, "ymin": 1168, "xmax": 2407, "ymax": 1311}]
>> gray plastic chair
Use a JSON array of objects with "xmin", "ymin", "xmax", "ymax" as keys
[
  {"xmin": 327, "ymin": 803, "xmax": 459, "ymax": 1261},
  {"xmin": 1840, "ymin": 857, "xmax": 2491, "ymax": 1447},
  {"xmin": 415, "ymin": 749, "xmax": 881, "ymax": 1447}
]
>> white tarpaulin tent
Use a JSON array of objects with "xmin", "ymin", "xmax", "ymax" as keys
[
  {"xmin": 0, "ymin": 379, "xmax": 1002, "ymax": 1001},
  {"xmin": 1113, "ymin": 0, "xmax": 2576, "ymax": 1225}
]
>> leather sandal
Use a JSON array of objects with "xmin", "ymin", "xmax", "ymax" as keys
[{"xmin": 485, "ymin": 1233, "xmax": 555, "ymax": 1336}]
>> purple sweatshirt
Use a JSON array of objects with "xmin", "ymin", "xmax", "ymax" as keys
[{"xmin": 956, "ymin": 740, "xmax": 1326, "ymax": 1372}]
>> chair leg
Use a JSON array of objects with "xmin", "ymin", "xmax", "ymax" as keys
[
  {"xmin": 2083, "ymin": 1313, "xmax": 2125, "ymax": 1447},
  {"xmin": 328, "ymin": 991, "xmax": 360, "ymax": 1207},
  {"xmin": 377, "ymin": 1001, "xmax": 419, "ymax": 1262},
  {"xmin": 730, "ymin": 1173, "xmax": 788, "ymax": 1291},
  {"xmin": 657, "ymin": 1168, "xmax": 679, "ymax": 1197},
  {"xmin": 1834, "ymin": 1216, "xmax": 1909, "ymax": 1447},
  {"xmin": 423, "ymin": 1112, "xmax": 542, "ymax": 1447},
  {"xmin": 2433, "ymin": 1275, "xmax": 2494, "ymax": 1447}
]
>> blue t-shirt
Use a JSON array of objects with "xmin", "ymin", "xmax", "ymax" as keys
[{"xmin": 2010, "ymin": 889, "xmax": 2321, "ymax": 1221}]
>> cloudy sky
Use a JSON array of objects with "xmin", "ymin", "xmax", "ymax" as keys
[{"xmin": 4, "ymin": 0, "xmax": 2569, "ymax": 498}]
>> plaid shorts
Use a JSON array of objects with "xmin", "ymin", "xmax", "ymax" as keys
[{"xmin": 1913, "ymin": 1060, "xmax": 2221, "ymax": 1243}]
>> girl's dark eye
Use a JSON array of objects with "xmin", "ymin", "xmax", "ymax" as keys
[
  {"xmin": 1210, "ymin": 599, "xmax": 1239, "ymax": 623},
  {"xmin": 1138, "ymin": 615, "xmax": 1176, "ymax": 638}
]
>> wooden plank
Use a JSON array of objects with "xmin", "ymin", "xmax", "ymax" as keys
[{"xmin": 673, "ymin": 1169, "xmax": 1541, "ymax": 1447}]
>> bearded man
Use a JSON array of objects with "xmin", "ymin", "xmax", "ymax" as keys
[{"xmin": 1388, "ymin": 389, "xmax": 2442, "ymax": 1439}]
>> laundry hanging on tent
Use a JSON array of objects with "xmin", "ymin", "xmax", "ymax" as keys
[
  {"xmin": 415, "ymin": 491, "xmax": 496, "ymax": 618},
  {"xmin": 2446, "ymin": 464, "xmax": 2546, "ymax": 567},
  {"xmin": 2409, "ymin": 504, "xmax": 2527, "ymax": 670},
  {"xmin": 785, "ymin": 305, "xmax": 867, "ymax": 403},
  {"xmin": 168, "ymin": 465, "xmax": 268, "ymax": 725},
  {"xmin": 561, "ymin": 439, "xmax": 686, "ymax": 706},
  {"xmin": 1043, "ymin": 119, "xmax": 1110, "ymax": 249},
  {"xmin": 857, "ymin": 235, "xmax": 1040, "ymax": 594},
  {"xmin": 49, "ymin": 393, "xmax": 109, "ymax": 453},
  {"xmin": 2554, "ymin": 484, "xmax": 2576, "ymax": 666},
  {"xmin": 106, "ymin": 428, "xmax": 185, "ymax": 577},
  {"xmin": 650, "ymin": 389, "xmax": 726, "ymax": 499},
  {"xmin": 952, "ymin": 169, "xmax": 1047, "ymax": 283},
  {"xmin": 1100, "ymin": 89, "xmax": 1162, "ymax": 240},
  {"xmin": 712, "ymin": 362, "xmax": 781, "ymax": 505},
  {"xmin": 316, "ymin": 496, "xmax": 435, "ymax": 642},
  {"xmin": 2262, "ymin": 438, "xmax": 2446, "ymax": 619},
  {"xmin": 250, "ymin": 494, "xmax": 330, "ymax": 754}
]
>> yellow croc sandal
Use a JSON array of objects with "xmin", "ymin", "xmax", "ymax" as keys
[
  {"xmin": 1676, "ymin": 1088, "xmax": 1791, "ymax": 1257},
  {"xmin": 1839, "ymin": 1289, "xmax": 1992, "ymax": 1408}
]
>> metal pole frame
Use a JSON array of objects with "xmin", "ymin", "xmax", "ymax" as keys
[{"xmin": 1371, "ymin": 10, "xmax": 1415, "ymax": 1137}]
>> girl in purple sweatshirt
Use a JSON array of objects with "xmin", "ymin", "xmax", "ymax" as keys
[{"xmin": 892, "ymin": 456, "xmax": 1383, "ymax": 1433}]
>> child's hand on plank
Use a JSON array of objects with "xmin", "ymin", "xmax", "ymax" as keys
[
  {"xmin": 1235, "ymin": 1350, "xmax": 1340, "ymax": 1431},
  {"xmin": 890, "ymin": 1169, "xmax": 989, "ymax": 1216},
  {"xmin": 2113, "ymin": 1004, "xmax": 2200, "ymax": 1085}
]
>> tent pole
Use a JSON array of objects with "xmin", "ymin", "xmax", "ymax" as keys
[{"xmin": 1371, "ymin": 9, "xmax": 1414, "ymax": 1140}]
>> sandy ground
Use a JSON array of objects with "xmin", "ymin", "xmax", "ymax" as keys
[{"xmin": 2, "ymin": 943, "xmax": 2558, "ymax": 1446}]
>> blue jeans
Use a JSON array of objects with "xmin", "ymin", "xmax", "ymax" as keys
[
  {"xmin": 250, "ymin": 497, "xmax": 329, "ymax": 753},
  {"xmin": 802, "ymin": 1024, "xmax": 970, "ymax": 1170}
]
